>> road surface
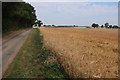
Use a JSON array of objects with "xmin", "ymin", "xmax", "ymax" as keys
[{"xmin": 2, "ymin": 29, "xmax": 32, "ymax": 76}]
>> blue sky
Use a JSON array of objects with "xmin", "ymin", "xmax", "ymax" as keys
[{"xmin": 26, "ymin": 1, "xmax": 118, "ymax": 26}]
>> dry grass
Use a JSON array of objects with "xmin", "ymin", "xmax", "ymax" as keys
[{"xmin": 39, "ymin": 27, "xmax": 118, "ymax": 78}]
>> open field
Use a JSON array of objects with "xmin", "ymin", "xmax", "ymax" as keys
[{"xmin": 39, "ymin": 27, "xmax": 118, "ymax": 78}]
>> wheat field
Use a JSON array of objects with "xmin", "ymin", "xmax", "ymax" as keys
[{"xmin": 39, "ymin": 27, "xmax": 118, "ymax": 78}]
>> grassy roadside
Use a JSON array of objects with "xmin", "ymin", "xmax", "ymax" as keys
[{"xmin": 3, "ymin": 28, "xmax": 68, "ymax": 79}]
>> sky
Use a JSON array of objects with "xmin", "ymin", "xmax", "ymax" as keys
[{"xmin": 25, "ymin": 1, "xmax": 118, "ymax": 26}]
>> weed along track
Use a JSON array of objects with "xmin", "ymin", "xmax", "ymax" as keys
[{"xmin": 3, "ymin": 28, "xmax": 68, "ymax": 79}]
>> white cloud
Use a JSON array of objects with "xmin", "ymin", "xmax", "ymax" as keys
[
  {"xmin": 47, "ymin": 2, "xmax": 118, "ymax": 17},
  {"xmin": 29, "ymin": 2, "xmax": 118, "ymax": 25},
  {"xmin": 24, "ymin": 0, "xmax": 119, "ymax": 2}
]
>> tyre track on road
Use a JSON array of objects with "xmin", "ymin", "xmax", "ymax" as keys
[{"xmin": 2, "ymin": 29, "xmax": 32, "ymax": 77}]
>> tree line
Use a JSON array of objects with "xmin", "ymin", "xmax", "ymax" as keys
[
  {"xmin": 2, "ymin": 2, "xmax": 37, "ymax": 33},
  {"xmin": 91, "ymin": 22, "xmax": 119, "ymax": 29},
  {"xmin": 41, "ymin": 25, "xmax": 78, "ymax": 27}
]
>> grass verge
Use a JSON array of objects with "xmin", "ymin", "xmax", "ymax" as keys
[{"xmin": 3, "ymin": 28, "xmax": 68, "ymax": 79}]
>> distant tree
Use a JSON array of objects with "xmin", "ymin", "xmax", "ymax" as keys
[
  {"xmin": 96, "ymin": 24, "xmax": 99, "ymax": 28},
  {"xmin": 101, "ymin": 25, "xmax": 104, "ymax": 28},
  {"xmin": 109, "ymin": 25, "xmax": 112, "ymax": 28},
  {"xmin": 43, "ymin": 25, "xmax": 48, "ymax": 27},
  {"xmin": 92, "ymin": 23, "xmax": 99, "ymax": 28},
  {"xmin": 36, "ymin": 20, "xmax": 43, "ymax": 27},
  {"xmin": 105, "ymin": 22, "xmax": 109, "ymax": 28},
  {"xmin": 52, "ymin": 25, "xmax": 55, "ymax": 27},
  {"xmin": 92, "ymin": 23, "xmax": 96, "ymax": 28},
  {"xmin": 113, "ymin": 25, "xmax": 119, "ymax": 29},
  {"xmin": 73, "ymin": 25, "xmax": 76, "ymax": 27}
]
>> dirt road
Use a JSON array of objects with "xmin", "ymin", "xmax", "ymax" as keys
[{"xmin": 2, "ymin": 29, "xmax": 32, "ymax": 76}]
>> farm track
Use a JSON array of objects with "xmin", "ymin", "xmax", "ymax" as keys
[{"xmin": 2, "ymin": 29, "xmax": 32, "ymax": 75}]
